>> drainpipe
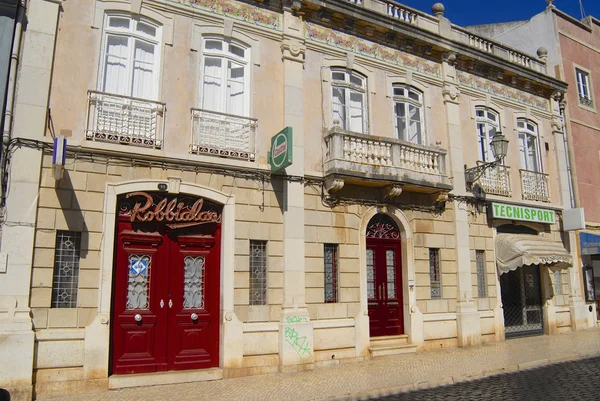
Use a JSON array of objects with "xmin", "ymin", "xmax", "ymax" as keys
[
  {"xmin": 559, "ymin": 98, "xmax": 577, "ymax": 209},
  {"xmin": 1, "ymin": 0, "xmax": 26, "ymax": 207}
]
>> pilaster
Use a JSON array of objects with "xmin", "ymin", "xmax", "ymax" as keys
[
  {"xmin": 278, "ymin": 5, "xmax": 313, "ymax": 371},
  {"xmin": 0, "ymin": 1, "xmax": 61, "ymax": 400},
  {"xmin": 442, "ymin": 52, "xmax": 482, "ymax": 347}
]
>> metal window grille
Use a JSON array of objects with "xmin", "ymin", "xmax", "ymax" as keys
[
  {"xmin": 249, "ymin": 240, "xmax": 267, "ymax": 305},
  {"xmin": 553, "ymin": 270, "xmax": 562, "ymax": 295},
  {"xmin": 429, "ymin": 248, "xmax": 441, "ymax": 299},
  {"xmin": 51, "ymin": 231, "xmax": 82, "ymax": 308},
  {"xmin": 324, "ymin": 244, "xmax": 339, "ymax": 303},
  {"xmin": 476, "ymin": 250, "xmax": 487, "ymax": 298}
]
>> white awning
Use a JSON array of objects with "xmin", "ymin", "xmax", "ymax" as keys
[{"xmin": 495, "ymin": 234, "xmax": 573, "ymax": 275}]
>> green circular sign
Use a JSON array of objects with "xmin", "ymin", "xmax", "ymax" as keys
[{"xmin": 271, "ymin": 132, "xmax": 289, "ymax": 169}]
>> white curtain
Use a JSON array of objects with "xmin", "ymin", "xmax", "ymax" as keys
[
  {"xmin": 348, "ymin": 91, "xmax": 364, "ymax": 133},
  {"xmin": 202, "ymin": 57, "xmax": 222, "ymax": 112},
  {"xmin": 227, "ymin": 60, "xmax": 245, "ymax": 116},
  {"xmin": 407, "ymin": 104, "xmax": 421, "ymax": 144},
  {"xmin": 132, "ymin": 40, "xmax": 155, "ymax": 100},
  {"xmin": 395, "ymin": 103, "xmax": 405, "ymax": 140},
  {"xmin": 519, "ymin": 133, "xmax": 539, "ymax": 172},
  {"xmin": 332, "ymin": 87, "xmax": 346, "ymax": 129},
  {"xmin": 103, "ymin": 35, "xmax": 129, "ymax": 96}
]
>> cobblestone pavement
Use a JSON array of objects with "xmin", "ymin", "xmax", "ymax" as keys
[
  {"xmin": 40, "ymin": 327, "xmax": 600, "ymax": 401},
  {"xmin": 377, "ymin": 356, "xmax": 600, "ymax": 401}
]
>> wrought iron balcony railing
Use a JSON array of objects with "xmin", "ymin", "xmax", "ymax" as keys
[
  {"xmin": 579, "ymin": 96, "xmax": 594, "ymax": 108},
  {"xmin": 190, "ymin": 108, "xmax": 257, "ymax": 161},
  {"xmin": 467, "ymin": 162, "xmax": 512, "ymax": 197},
  {"xmin": 85, "ymin": 90, "xmax": 165, "ymax": 148},
  {"xmin": 324, "ymin": 127, "xmax": 451, "ymax": 191},
  {"xmin": 520, "ymin": 169, "xmax": 550, "ymax": 202}
]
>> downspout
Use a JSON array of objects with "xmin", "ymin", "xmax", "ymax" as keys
[
  {"xmin": 1, "ymin": 0, "xmax": 25, "ymax": 208},
  {"xmin": 559, "ymin": 98, "xmax": 577, "ymax": 209}
]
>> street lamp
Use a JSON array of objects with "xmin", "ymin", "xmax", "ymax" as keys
[{"xmin": 464, "ymin": 131, "xmax": 509, "ymax": 185}]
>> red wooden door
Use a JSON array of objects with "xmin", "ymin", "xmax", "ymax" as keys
[
  {"xmin": 167, "ymin": 233, "xmax": 220, "ymax": 370},
  {"xmin": 366, "ymin": 215, "xmax": 404, "ymax": 337},
  {"xmin": 111, "ymin": 193, "xmax": 221, "ymax": 375}
]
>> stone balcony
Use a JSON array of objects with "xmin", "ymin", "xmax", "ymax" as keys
[{"xmin": 323, "ymin": 127, "xmax": 452, "ymax": 194}]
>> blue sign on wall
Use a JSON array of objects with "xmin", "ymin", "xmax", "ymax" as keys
[{"xmin": 580, "ymin": 232, "xmax": 600, "ymax": 255}]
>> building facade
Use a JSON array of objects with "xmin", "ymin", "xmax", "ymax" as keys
[
  {"xmin": 0, "ymin": 0, "xmax": 594, "ymax": 400},
  {"xmin": 468, "ymin": 1, "xmax": 600, "ymax": 323}
]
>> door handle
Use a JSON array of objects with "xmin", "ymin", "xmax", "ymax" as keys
[
  {"xmin": 191, "ymin": 313, "xmax": 198, "ymax": 321},
  {"xmin": 160, "ymin": 299, "xmax": 164, "ymax": 308},
  {"xmin": 134, "ymin": 314, "xmax": 142, "ymax": 322},
  {"xmin": 169, "ymin": 299, "xmax": 173, "ymax": 308}
]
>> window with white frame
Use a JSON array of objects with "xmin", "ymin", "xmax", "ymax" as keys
[
  {"xmin": 517, "ymin": 119, "xmax": 541, "ymax": 172},
  {"xmin": 331, "ymin": 69, "xmax": 367, "ymax": 134},
  {"xmin": 100, "ymin": 14, "xmax": 161, "ymax": 100},
  {"xmin": 475, "ymin": 107, "xmax": 500, "ymax": 163},
  {"xmin": 200, "ymin": 38, "xmax": 249, "ymax": 117},
  {"xmin": 393, "ymin": 85, "xmax": 424, "ymax": 144},
  {"xmin": 576, "ymin": 68, "xmax": 593, "ymax": 107}
]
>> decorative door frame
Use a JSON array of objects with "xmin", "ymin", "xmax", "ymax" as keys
[
  {"xmin": 82, "ymin": 179, "xmax": 241, "ymax": 381},
  {"xmin": 356, "ymin": 206, "xmax": 422, "ymax": 356}
]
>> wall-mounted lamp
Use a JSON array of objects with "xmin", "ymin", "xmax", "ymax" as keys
[{"xmin": 464, "ymin": 131, "xmax": 509, "ymax": 185}]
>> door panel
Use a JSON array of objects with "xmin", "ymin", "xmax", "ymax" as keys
[
  {"xmin": 167, "ymin": 234, "xmax": 220, "ymax": 370},
  {"xmin": 367, "ymin": 238, "xmax": 404, "ymax": 337},
  {"xmin": 112, "ymin": 227, "xmax": 168, "ymax": 374}
]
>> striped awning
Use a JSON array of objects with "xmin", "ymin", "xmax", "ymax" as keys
[{"xmin": 495, "ymin": 234, "xmax": 572, "ymax": 275}]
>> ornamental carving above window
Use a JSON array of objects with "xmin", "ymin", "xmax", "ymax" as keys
[{"xmin": 366, "ymin": 214, "xmax": 400, "ymax": 239}]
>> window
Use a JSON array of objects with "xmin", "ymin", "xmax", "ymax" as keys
[
  {"xmin": 100, "ymin": 14, "xmax": 161, "ymax": 100},
  {"xmin": 476, "ymin": 250, "xmax": 487, "ymax": 298},
  {"xmin": 324, "ymin": 244, "xmax": 339, "ymax": 303},
  {"xmin": 393, "ymin": 85, "xmax": 424, "ymax": 144},
  {"xmin": 331, "ymin": 69, "xmax": 367, "ymax": 134},
  {"xmin": 517, "ymin": 119, "xmax": 541, "ymax": 172},
  {"xmin": 475, "ymin": 107, "xmax": 500, "ymax": 162},
  {"xmin": 249, "ymin": 240, "xmax": 267, "ymax": 305},
  {"xmin": 553, "ymin": 270, "xmax": 562, "ymax": 295},
  {"xmin": 51, "ymin": 231, "xmax": 82, "ymax": 308},
  {"xmin": 429, "ymin": 248, "xmax": 441, "ymax": 299},
  {"xmin": 576, "ymin": 68, "xmax": 593, "ymax": 108},
  {"xmin": 200, "ymin": 38, "xmax": 249, "ymax": 117}
]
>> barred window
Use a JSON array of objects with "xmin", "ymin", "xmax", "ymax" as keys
[
  {"xmin": 324, "ymin": 244, "xmax": 339, "ymax": 303},
  {"xmin": 476, "ymin": 250, "xmax": 487, "ymax": 298},
  {"xmin": 553, "ymin": 270, "xmax": 562, "ymax": 295},
  {"xmin": 429, "ymin": 248, "xmax": 441, "ymax": 299},
  {"xmin": 51, "ymin": 231, "xmax": 82, "ymax": 308},
  {"xmin": 249, "ymin": 240, "xmax": 267, "ymax": 305}
]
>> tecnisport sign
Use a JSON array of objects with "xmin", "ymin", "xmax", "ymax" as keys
[
  {"xmin": 490, "ymin": 202, "xmax": 556, "ymax": 224},
  {"xmin": 268, "ymin": 127, "xmax": 293, "ymax": 173}
]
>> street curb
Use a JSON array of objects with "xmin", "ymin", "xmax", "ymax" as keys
[{"xmin": 323, "ymin": 351, "xmax": 600, "ymax": 400}]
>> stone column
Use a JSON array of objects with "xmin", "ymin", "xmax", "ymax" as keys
[
  {"xmin": 441, "ymin": 52, "xmax": 482, "ymax": 347},
  {"xmin": 0, "ymin": 1, "xmax": 61, "ymax": 400},
  {"xmin": 278, "ymin": 4, "xmax": 313, "ymax": 372}
]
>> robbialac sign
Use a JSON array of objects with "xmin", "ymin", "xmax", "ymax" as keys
[
  {"xmin": 268, "ymin": 127, "xmax": 293, "ymax": 173},
  {"xmin": 490, "ymin": 202, "xmax": 556, "ymax": 224}
]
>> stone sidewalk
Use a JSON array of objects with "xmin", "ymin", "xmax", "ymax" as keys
[{"xmin": 42, "ymin": 327, "xmax": 600, "ymax": 401}]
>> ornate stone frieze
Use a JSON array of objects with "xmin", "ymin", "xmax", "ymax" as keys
[
  {"xmin": 305, "ymin": 22, "xmax": 441, "ymax": 78},
  {"xmin": 442, "ymin": 83, "xmax": 460, "ymax": 104},
  {"xmin": 167, "ymin": 0, "xmax": 282, "ymax": 31},
  {"xmin": 457, "ymin": 71, "xmax": 549, "ymax": 111},
  {"xmin": 281, "ymin": 37, "xmax": 306, "ymax": 63}
]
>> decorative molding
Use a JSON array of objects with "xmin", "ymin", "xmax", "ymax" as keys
[
  {"xmin": 281, "ymin": 37, "xmax": 306, "ymax": 63},
  {"xmin": 324, "ymin": 177, "xmax": 344, "ymax": 193},
  {"xmin": 430, "ymin": 191, "xmax": 448, "ymax": 205},
  {"xmin": 551, "ymin": 117, "xmax": 564, "ymax": 133},
  {"xmin": 305, "ymin": 22, "xmax": 441, "ymax": 78},
  {"xmin": 457, "ymin": 71, "xmax": 549, "ymax": 111},
  {"xmin": 442, "ymin": 83, "xmax": 460, "ymax": 104},
  {"xmin": 383, "ymin": 185, "xmax": 403, "ymax": 199},
  {"xmin": 167, "ymin": 0, "xmax": 282, "ymax": 31}
]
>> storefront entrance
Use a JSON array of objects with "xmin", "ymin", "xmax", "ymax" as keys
[
  {"xmin": 500, "ymin": 265, "xmax": 543, "ymax": 337},
  {"xmin": 111, "ymin": 192, "xmax": 221, "ymax": 374},
  {"xmin": 366, "ymin": 214, "xmax": 404, "ymax": 337}
]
